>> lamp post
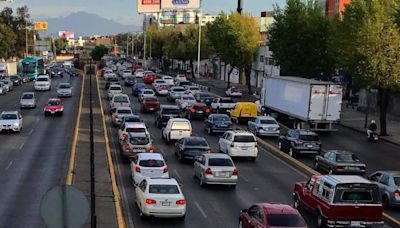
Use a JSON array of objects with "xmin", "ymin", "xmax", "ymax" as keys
[{"xmin": 196, "ymin": 1, "xmax": 202, "ymax": 78}]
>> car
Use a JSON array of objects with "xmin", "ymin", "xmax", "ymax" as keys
[
  {"xmin": 118, "ymin": 122, "xmax": 149, "ymax": 141},
  {"xmin": 167, "ymin": 86, "xmax": 186, "ymax": 102},
  {"xmin": 239, "ymin": 203, "xmax": 307, "ymax": 228},
  {"xmin": 175, "ymin": 94, "xmax": 197, "ymax": 110},
  {"xmin": 57, "ymin": 83, "xmax": 72, "ymax": 97},
  {"xmin": 105, "ymin": 76, "xmax": 119, "ymax": 90},
  {"xmin": 174, "ymin": 137, "xmax": 211, "ymax": 161},
  {"xmin": 278, "ymin": 129, "xmax": 321, "ymax": 157},
  {"xmin": 130, "ymin": 153, "xmax": 169, "ymax": 185},
  {"xmin": 161, "ymin": 75, "xmax": 174, "ymax": 85},
  {"xmin": 20, "ymin": 75, "xmax": 30, "ymax": 83},
  {"xmin": 0, "ymin": 79, "xmax": 13, "ymax": 91},
  {"xmin": 135, "ymin": 178, "xmax": 186, "ymax": 219},
  {"xmin": 210, "ymin": 97, "xmax": 236, "ymax": 113},
  {"xmin": 9, "ymin": 75, "xmax": 22, "ymax": 86},
  {"xmin": 44, "ymin": 98, "xmax": 64, "ymax": 116},
  {"xmin": 315, "ymin": 150, "xmax": 366, "ymax": 175},
  {"xmin": 154, "ymin": 105, "xmax": 180, "ymax": 128},
  {"xmin": 162, "ymin": 118, "xmax": 192, "ymax": 144},
  {"xmin": 141, "ymin": 97, "xmax": 160, "ymax": 112},
  {"xmin": 225, "ymin": 87, "xmax": 242, "ymax": 97},
  {"xmin": 204, "ymin": 114, "xmax": 232, "ymax": 134},
  {"xmin": 110, "ymin": 94, "xmax": 131, "ymax": 113},
  {"xmin": 152, "ymin": 79, "xmax": 166, "ymax": 89},
  {"xmin": 107, "ymin": 84, "xmax": 123, "ymax": 99},
  {"xmin": 20, "ymin": 92, "xmax": 36, "ymax": 109},
  {"xmin": 175, "ymin": 80, "xmax": 191, "ymax": 88},
  {"xmin": 34, "ymin": 75, "xmax": 51, "ymax": 91},
  {"xmin": 174, "ymin": 74, "xmax": 187, "ymax": 83},
  {"xmin": 124, "ymin": 76, "xmax": 136, "ymax": 86},
  {"xmin": 0, "ymin": 111, "xmax": 23, "ymax": 132},
  {"xmin": 112, "ymin": 107, "xmax": 133, "ymax": 126},
  {"xmin": 50, "ymin": 67, "xmax": 64, "ymax": 78},
  {"xmin": 65, "ymin": 68, "xmax": 80, "ymax": 77},
  {"xmin": 248, "ymin": 116, "xmax": 280, "ymax": 137},
  {"xmin": 368, "ymin": 171, "xmax": 400, "ymax": 208},
  {"xmin": 185, "ymin": 86, "xmax": 201, "ymax": 95},
  {"xmin": 180, "ymin": 102, "xmax": 211, "ymax": 120},
  {"xmin": 0, "ymin": 82, "xmax": 7, "ymax": 95},
  {"xmin": 155, "ymin": 83, "xmax": 170, "ymax": 95},
  {"xmin": 230, "ymin": 102, "xmax": 257, "ymax": 124},
  {"xmin": 132, "ymin": 83, "xmax": 146, "ymax": 97},
  {"xmin": 119, "ymin": 114, "xmax": 142, "ymax": 128},
  {"xmin": 119, "ymin": 132, "xmax": 154, "ymax": 158},
  {"xmin": 194, "ymin": 92, "xmax": 214, "ymax": 106},
  {"xmin": 138, "ymin": 89, "xmax": 156, "ymax": 102},
  {"xmin": 121, "ymin": 69, "xmax": 132, "ymax": 79},
  {"xmin": 218, "ymin": 130, "xmax": 258, "ymax": 161},
  {"xmin": 104, "ymin": 72, "xmax": 117, "ymax": 81},
  {"xmin": 135, "ymin": 70, "xmax": 148, "ymax": 78}
]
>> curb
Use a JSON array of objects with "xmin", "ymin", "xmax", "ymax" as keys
[{"xmin": 339, "ymin": 123, "xmax": 400, "ymax": 147}]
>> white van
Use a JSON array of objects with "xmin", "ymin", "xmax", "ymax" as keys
[{"xmin": 162, "ymin": 118, "xmax": 192, "ymax": 144}]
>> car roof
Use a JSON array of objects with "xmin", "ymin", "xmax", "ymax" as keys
[
  {"xmin": 48, "ymin": 98, "xmax": 61, "ymax": 102},
  {"xmin": 116, "ymin": 107, "xmax": 132, "ymax": 111},
  {"xmin": 168, "ymin": 118, "xmax": 190, "ymax": 122},
  {"xmin": 258, "ymin": 203, "xmax": 299, "ymax": 215},
  {"xmin": 322, "ymin": 175, "xmax": 371, "ymax": 185},
  {"xmin": 297, "ymin": 130, "xmax": 318, "ymax": 135},
  {"xmin": 146, "ymin": 178, "xmax": 179, "ymax": 185},
  {"xmin": 110, "ymin": 84, "xmax": 121, "ymax": 88},
  {"xmin": 161, "ymin": 105, "xmax": 179, "ymax": 109},
  {"xmin": 162, "ymin": 76, "xmax": 173, "ymax": 79},
  {"xmin": 257, "ymin": 116, "xmax": 276, "ymax": 120},
  {"xmin": 183, "ymin": 136, "xmax": 206, "ymax": 141},
  {"xmin": 227, "ymin": 130, "xmax": 254, "ymax": 135},
  {"xmin": 204, "ymin": 153, "xmax": 232, "ymax": 159},
  {"xmin": 22, "ymin": 92, "xmax": 35, "ymax": 95},
  {"xmin": 171, "ymin": 86, "xmax": 184, "ymax": 89},
  {"xmin": 1, "ymin": 111, "xmax": 18, "ymax": 115},
  {"xmin": 209, "ymin": 114, "xmax": 230, "ymax": 118},
  {"xmin": 138, "ymin": 153, "xmax": 164, "ymax": 160},
  {"xmin": 59, "ymin": 83, "xmax": 70, "ymax": 86},
  {"xmin": 126, "ymin": 122, "xmax": 146, "ymax": 128},
  {"xmin": 123, "ymin": 114, "xmax": 140, "ymax": 119},
  {"xmin": 373, "ymin": 170, "xmax": 400, "ymax": 176},
  {"xmin": 326, "ymin": 150, "xmax": 354, "ymax": 155}
]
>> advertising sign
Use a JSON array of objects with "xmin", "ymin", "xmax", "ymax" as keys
[
  {"xmin": 58, "ymin": 31, "xmax": 75, "ymax": 40},
  {"xmin": 34, "ymin": 21, "xmax": 48, "ymax": 30},
  {"xmin": 161, "ymin": 0, "xmax": 200, "ymax": 10},
  {"xmin": 137, "ymin": 0, "xmax": 161, "ymax": 13}
]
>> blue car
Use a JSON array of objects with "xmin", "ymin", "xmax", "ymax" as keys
[
  {"xmin": 132, "ymin": 83, "xmax": 146, "ymax": 96},
  {"xmin": 203, "ymin": 114, "xmax": 232, "ymax": 134}
]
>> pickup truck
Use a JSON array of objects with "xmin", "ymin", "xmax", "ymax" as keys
[
  {"xmin": 210, "ymin": 97, "xmax": 236, "ymax": 113},
  {"xmin": 293, "ymin": 175, "xmax": 384, "ymax": 228}
]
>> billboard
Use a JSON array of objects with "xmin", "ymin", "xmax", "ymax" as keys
[
  {"xmin": 34, "ymin": 21, "xmax": 48, "ymax": 30},
  {"xmin": 161, "ymin": 0, "xmax": 200, "ymax": 10},
  {"xmin": 137, "ymin": 0, "xmax": 161, "ymax": 13},
  {"xmin": 59, "ymin": 31, "xmax": 75, "ymax": 40}
]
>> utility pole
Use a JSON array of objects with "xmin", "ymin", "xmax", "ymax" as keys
[
  {"xmin": 237, "ymin": 0, "xmax": 243, "ymax": 14},
  {"xmin": 25, "ymin": 21, "xmax": 28, "ymax": 57},
  {"xmin": 197, "ymin": 4, "xmax": 202, "ymax": 78}
]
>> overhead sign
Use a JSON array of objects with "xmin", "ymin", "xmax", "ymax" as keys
[
  {"xmin": 137, "ymin": 0, "xmax": 161, "ymax": 13},
  {"xmin": 161, "ymin": 0, "xmax": 200, "ymax": 10},
  {"xmin": 59, "ymin": 31, "xmax": 75, "ymax": 40},
  {"xmin": 34, "ymin": 21, "xmax": 48, "ymax": 30}
]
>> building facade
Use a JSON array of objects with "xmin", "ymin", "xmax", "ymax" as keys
[{"xmin": 317, "ymin": 0, "xmax": 351, "ymax": 16}]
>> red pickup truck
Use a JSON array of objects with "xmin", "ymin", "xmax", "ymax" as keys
[{"xmin": 293, "ymin": 175, "xmax": 384, "ymax": 228}]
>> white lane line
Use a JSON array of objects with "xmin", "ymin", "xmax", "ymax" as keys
[
  {"xmin": 239, "ymin": 174, "xmax": 249, "ymax": 182},
  {"xmin": 19, "ymin": 142, "xmax": 25, "ymax": 150},
  {"xmin": 194, "ymin": 201, "xmax": 208, "ymax": 219},
  {"xmin": 28, "ymin": 129, "xmax": 34, "ymax": 135},
  {"xmin": 36, "ymin": 118, "xmax": 40, "ymax": 124},
  {"xmin": 5, "ymin": 161, "xmax": 13, "ymax": 170},
  {"xmin": 173, "ymin": 169, "xmax": 183, "ymax": 182}
]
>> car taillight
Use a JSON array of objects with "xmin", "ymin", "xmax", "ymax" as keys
[
  {"xmin": 146, "ymin": 199, "xmax": 156, "ymax": 204},
  {"xmin": 295, "ymin": 139, "xmax": 304, "ymax": 145},
  {"xmin": 337, "ymin": 166, "xmax": 345, "ymax": 170},
  {"xmin": 360, "ymin": 165, "xmax": 366, "ymax": 170},
  {"xmin": 232, "ymin": 168, "xmax": 238, "ymax": 176},
  {"xmin": 254, "ymin": 142, "xmax": 258, "ymax": 148},
  {"xmin": 206, "ymin": 108, "xmax": 211, "ymax": 113},
  {"xmin": 149, "ymin": 145, "xmax": 155, "ymax": 151},
  {"xmin": 190, "ymin": 131, "xmax": 193, "ymax": 136},
  {"xmin": 205, "ymin": 168, "xmax": 212, "ymax": 175},
  {"xmin": 207, "ymin": 148, "xmax": 211, "ymax": 153},
  {"xmin": 163, "ymin": 166, "xmax": 168, "ymax": 173},
  {"xmin": 176, "ymin": 199, "xmax": 186, "ymax": 205},
  {"xmin": 180, "ymin": 148, "xmax": 186, "ymax": 152},
  {"xmin": 135, "ymin": 166, "xmax": 141, "ymax": 173},
  {"xmin": 394, "ymin": 189, "xmax": 400, "ymax": 197},
  {"xmin": 124, "ymin": 144, "xmax": 130, "ymax": 151},
  {"xmin": 191, "ymin": 108, "xmax": 196, "ymax": 113}
]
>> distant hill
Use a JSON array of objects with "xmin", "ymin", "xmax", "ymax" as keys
[{"xmin": 40, "ymin": 11, "xmax": 141, "ymax": 37}]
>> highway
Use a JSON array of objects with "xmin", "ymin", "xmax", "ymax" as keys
[{"xmin": 0, "ymin": 75, "xmax": 81, "ymax": 227}]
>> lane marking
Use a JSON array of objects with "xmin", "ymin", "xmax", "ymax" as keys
[
  {"xmin": 5, "ymin": 161, "xmax": 13, "ymax": 170},
  {"xmin": 194, "ymin": 201, "xmax": 208, "ymax": 219},
  {"xmin": 19, "ymin": 142, "xmax": 25, "ymax": 150},
  {"xmin": 173, "ymin": 169, "xmax": 183, "ymax": 182},
  {"xmin": 96, "ymin": 72, "xmax": 127, "ymax": 228},
  {"xmin": 28, "ymin": 129, "xmax": 34, "ymax": 135},
  {"xmin": 66, "ymin": 73, "xmax": 85, "ymax": 185}
]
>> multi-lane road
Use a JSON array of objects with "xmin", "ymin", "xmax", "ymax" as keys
[{"xmin": 0, "ymin": 75, "xmax": 81, "ymax": 227}]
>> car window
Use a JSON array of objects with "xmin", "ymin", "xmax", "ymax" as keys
[
  {"xmin": 340, "ymin": 190, "xmax": 373, "ymax": 202},
  {"xmin": 266, "ymin": 214, "xmax": 306, "ymax": 227},
  {"xmin": 328, "ymin": 153, "xmax": 336, "ymax": 161},
  {"xmin": 162, "ymin": 108, "xmax": 180, "ymax": 115},
  {"xmin": 125, "ymin": 117, "xmax": 141, "ymax": 123},
  {"xmin": 139, "ymin": 159, "xmax": 164, "ymax": 167},
  {"xmin": 144, "ymin": 97, "xmax": 158, "ymax": 102},
  {"xmin": 248, "ymin": 205, "xmax": 259, "ymax": 218},
  {"xmin": 110, "ymin": 86, "xmax": 121, "ymax": 90},
  {"xmin": 1, "ymin": 114, "xmax": 18, "ymax": 120},
  {"xmin": 336, "ymin": 154, "xmax": 359, "ymax": 162},
  {"xmin": 208, "ymin": 158, "xmax": 233, "ymax": 167},
  {"xmin": 139, "ymin": 180, "xmax": 147, "ymax": 192},
  {"xmin": 59, "ymin": 84, "xmax": 70, "ymax": 89},
  {"xmin": 114, "ymin": 96, "xmax": 129, "ymax": 103},
  {"xmin": 323, "ymin": 152, "xmax": 331, "ymax": 159},
  {"xmin": 126, "ymin": 127, "xmax": 146, "ymax": 133},
  {"xmin": 117, "ymin": 109, "xmax": 132, "ymax": 114},
  {"xmin": 380, "ymin": 174, "xmax": 389, "ymax": 185},
  {"xmin": 171, "ymin": 121, "xmax": 191, "ymax": 130},
  {"xmin": 394, "ymin": 177, "xmax": 400, "ymax": 186},
  {"xmin": 148, "ymin": 185, "xmax": 180, "ymax": 194},
  {"xmin": 129, "ymin": 136, "xmax": 150, "ymax": 145},
  {"xmin": 36, "ymin": 77, "xmax": 49, "ymax": 81},
  {"xmin": 260, "ymin": 119, "xmax": 277, "ymax": 124},
  {"xmin": 48, "ymin": 100, "xmax": 61, "ymax": 105},
  {"xmin": 143, "ymin": 90, "xmax": 153, "ymax": 94},
  {"xmin": 185, "ymin": 138, "xmax": 208, "ymax": 147},
  {"xmin": 299, "ymin": 134, "xmax": 319, "ymax": 141},
  {"xmin": 369, "ymin": 173, "xmax": 382, "ymax": 182},
  {"xmin": 233, "ymin": 135, "xmax": 256, "ymax": 143},
  {"xmin": 22, "ymin": 94, "xmax": 34, "ymax": 99},
  {"xmin": 213, "ymin": 116, "xmax": 230, "ymax": 121},
  {"xmin": 173, "ymin": 88, "xmax": 185, "ymax": 92}
]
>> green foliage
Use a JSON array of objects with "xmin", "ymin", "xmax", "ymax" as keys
[
  {"xmin": 0, "ymin": 23, "xmax": 16, "ymax": 58},
  {"xmin": 54, "ymin": 37, "xmax": 68, "ymax": 52},
  {"xmin": 91, "ymin": 45, "xmax": 109, "ymax": 61}
]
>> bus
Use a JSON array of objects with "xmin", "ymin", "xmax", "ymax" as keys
[{"xmin": 21, "ymin": 56, "xmax": 45, "ymax": 80}]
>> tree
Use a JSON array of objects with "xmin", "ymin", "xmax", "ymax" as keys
[
  {"xmin": 0, "ymin": 23, "xmax": 16, "ymax": 59},
  {"xmin": 268, "ymin": 0, "xmax": 334, "ymax": 77},
  {"xmin": 55, "ymin": 37, "xmax": 68, "ymax": 53},
  {"xmin": 91, "ymin": 45, "xmax": 109, "ymax": 61},
  {"xmin": 333, "ymin": 0, "xmax": 400, "ymax": 135},
  {"xmin": 209, "ymin": 12, "xmax": 260, "ymax": 92}
]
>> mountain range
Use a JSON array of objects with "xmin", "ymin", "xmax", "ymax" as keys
[{"xmin": 39, "ymin": 11, "xmax": 141, "ymax": 37}]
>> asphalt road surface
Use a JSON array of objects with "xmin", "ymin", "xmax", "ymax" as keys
[{"xmin": 0, "ymin": 74, "xmax": 81, "ymax": 227}]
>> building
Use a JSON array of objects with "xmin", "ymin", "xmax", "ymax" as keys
[
  {"xmin": 143, "ymin": 11, "xmax": 217, "ymax": 29},
  {"xmin": 317, "ymin": 0, "xmax": 351, "ymax": 17},
  {"xmin": 250, "ymin": 46, "xmax": 280, "ymax": 88}
]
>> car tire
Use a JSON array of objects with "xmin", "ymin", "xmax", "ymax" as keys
[
  {"xmin": 293, "ymin": 194, "xmax": 302, "ymax": 210},
  {"xmin": 314, "ymin": 161, "xmax": 320, "ymax": 171},
  {"xmin": 278, "ymin": 141, "xmax": 283, "ymax": 151},
  {"xmin": 288, "ymin": 147, "xmax": 294, "ymax": 157},
  {"xmin": 207, "ymin": 127, "xmax": 212, "ymax": 135},
  {"xmin": 382, "ymin": 196, "xmax": 390, "ymax": 209},
  {"xmin": 317, "ymin": 212, "xmax": 327, "ymax": 228}
]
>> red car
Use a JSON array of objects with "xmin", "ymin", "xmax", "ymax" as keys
[
  {"xmin": 239, "ymin": 203, "xmax": 307, "ymax": 228},
  {"xmin": 44, "ymin": 98, "xmax": 64, "ymax": 116},
  {"xmin": 143, "ymin": 73, "xmax": 157, "ymax": 84},
  {"xmin": 141, "ymin": 97, "xmax": 160, "ymax": 112}
]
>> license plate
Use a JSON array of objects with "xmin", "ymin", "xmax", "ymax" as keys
[
  {"xmin": 241, "ymin": 147, "xmax": 248, "ymax": 150},
  {"xmin": 216, "ymin": 171, "xmax": 229, "ymax": 177},
  {"xmin": 351, "ymin": 221, "xmax": 361, "ymax": 226},
  {"xmin": 51, "ymin": 111, "xmax": 55, "ymax": 114},
  {"xmin": 307, "ymin": 144, "xmax": 313, "ymax": 148},
  {"xmin": 149, "ymin": 108, "xmax": 154, "ymax": 110},
  {"xmin": 197, "ymin": 111, "xmax": 203, "ymax": 113},
  {"xmin": 346, "ymin": 166, "xmax": 359, "ymax": 170},
  {"xmin": 162, "ymin": 201, "xmax": 171, "ymax": 206}
]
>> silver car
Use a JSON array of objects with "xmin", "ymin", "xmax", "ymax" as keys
[
  {"xmin": 0, "ymin": 82, "xmax": 7, "ymax": 95},
  {"xmin": 368, "ymin": 171, "xmax": 400, "ymax": 208},
  {"xmin": 20, "ymin": 92, "xmax": 36, "ymax": 108},
  {"xmin": 0, "ymin": 79, "xmax": 13, "ymax": 92},
  {"xmin": 57, "ymin": 83, "xmax": 72, "ymax": 97},
  {"xmin": 193, "ymin": 153, "xmax": 238, "ymax": 187}
]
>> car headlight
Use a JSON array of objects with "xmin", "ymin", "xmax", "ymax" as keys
[{"xmin": 13, "ymin": 123, "xmax": 19, "ymax": 126}]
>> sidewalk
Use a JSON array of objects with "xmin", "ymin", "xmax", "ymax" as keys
[{"xmin": 192, "ymin": 76, "xmax": 400, "ymax": 146}]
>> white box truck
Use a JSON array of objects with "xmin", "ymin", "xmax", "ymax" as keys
[
  {"xmin": 260, "ymin": 76, "xmax": 342, "ymax": 131},
  {"xmin": 0, "ymin": 62, "xmax": 18, "ymax": 78}
]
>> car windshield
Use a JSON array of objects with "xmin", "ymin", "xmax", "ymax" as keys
[
  {"xmin": 129, "ymin": 136, "xmax": 150, "ymax": 145},
  {"xmin": 1, "ymin": 114, "xmax": 17, "ymax": 119},
  {"xmin": 183, "ymin": 97, "xmax": 195, "ymax": 100},
  {"xmin": 234, "ymin": 135, "xmax": 255, "ymax": 143},
  {"xmin": 221, "ymin": 98, "xmax": 234, "ymax": 103},
  {"xmin": 22, "ymin": 94, "xmax": 34, "ymax": 99},
  {"xmin": 340, "ymin": 190, "xmax": 373, "ymax": 202},
  {"xmin": 185, "ymin": 138, "xmax": 208, "ymax": 147},
  {"xmin": 336, "ymin": 154, "xmax": 359, "ymax": 162},
  {"xmin": 162, "ymin": 108, "xmax": 180, "ymax": 115},
  {"xmin": 48, "ymin": 100, "xmax": 61, "ymax": 105},
  {"xmin": 144, "ymin": 97, "xmax": 158, "ymax": 102},
  {"xmin": 125, "ymin": 76, "xmax": 134, "ymax": 80},
  {"xmin": 135, "ymin": 84, "xmax": 145, "ymax": 88},
  {"xmin": 143, "ymin": 91, "xmax": 153, "ymax": 94},
  {"xmin": 173, "ymin": 88, "xmax": 185, "ymax": 92},
  {"xmin": 114, "ymin": 96, "xmax": 129, "ymax": 103},
  {"xmin": 59, "ymin": 84, "xmax": 70, "ymax": 89},
  {"xmin": 260, "ymin": 119, "xmax": 277, "ymax": 124},
  {"xmin": 299, "ymin": 134, "xmax": 319, "ymax": 141},
  {"xmin": 109, "ymin": 77, "xmax": 118, "ymax": 81},
  {"xmin": 208, "ymin": 158, "xmax": 233, "ymax": 166},
  {"xmin": 266, "ymin": 214, "xmax": 306, "ymax": 227},
  {"xmin": 171, "ymin": 122, "xmax": 191, "ymax": 130},
  {"xmin": 126, "ymin": 127, "xmax": 146, "ymax": 133},
  {"xmin": 139, "ymin": 159, "xmax": 164, "ymax": 167},
  {"xmin": 10, "ymin": 76, "xmax": 18, "ymax": 80},
  {"xmin": 124, "ymin": 117, "xmax": 141, "ymax": 122},
  {"xmin": 117, "ymin": 109, "xmax": 132, "ymax": 114},
  {"xmin": 110, "ymin": 86, "xmax": 121, "ymax": 90},
  {"xmin": 213, "ymin": 116, "xmax": 230, "ymax": 121},
  {"xmin": 149, "ymin": 185, "xmax": 180, "ymax": 194},
  {"xmin": 36, "ymin": 77, "xmax": 48, "ymax": 81},
  {"xmin": 155, "ymin": 80, "xmax": 165, "ymax": 83},
  {"xmin": 394, "ymin": 177, "xmax": 400, "ymax": 186}
]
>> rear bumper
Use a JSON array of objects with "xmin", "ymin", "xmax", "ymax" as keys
[
  {"xmin": 204, "ymin": 175, "xmax": 238, "ymax": 185},
  {"xmin": 327, "ymin": 220, "xmax": 384, "ymax": 227},
  {"xmin": 257, "ymin": 129, "xmax": 280, "ymax": 137},
  {"xmin": 142, "ymin": 206, "xmax": 186, "ymax": 218},
  {"xmin": 228, "ymin": 148, "xmax": 258, "ymax": 158},
  {"xmin": 211, "ymin": 126, "xmax": 233, "ymax": 132}
]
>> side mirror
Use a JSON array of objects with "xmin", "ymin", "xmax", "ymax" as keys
[
  {"xmin": 19, "ymin": 115, "xmax": 22, "ymax": 119},
  {"xmin": 179, "ymin": 183, "xmax": 183, "ymax": 188}
]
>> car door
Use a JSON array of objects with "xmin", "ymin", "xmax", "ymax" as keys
[
  {"xmin": 204, "ymin": 116, "xmax": 211, "ymax": 129},
  {"xmin": 319, "ymin": 151, "xmax": 331, "ymax": 171},
  {"xmin": 194, "ymin": 155, "xmax": 206, "ymax": 178},
  {"xmin": 135, "ymin": 180, "xmax": 147, "ymax": 208},
  {"xmin": 219, "ymin": 132, "xmax": 229, "ymax": 152},
  {"xmin": 282, "ymin": 130, "xmax": 293, "ymax": 149},
  {"xmin": 241, "ymin": 205, "xmax": 258, "ymax": 228},
  {"xmin": 378, "ymin": 173, "xmax": 391, "ymax": 198}
]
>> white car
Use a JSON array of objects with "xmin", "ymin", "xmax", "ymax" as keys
[
  {"xmin": 152, "ymin": 79, "xmax": 166, "ymax": 89},
  {"xmin": 0, "ymin": 82, "xmax": 7, "ymax": 94},
  {"xmin": 138, "ymin": 89, "xmax": 156, "ymax": 102},
  {"xmin": 135, "ymin": 178, "xmax": 186, "ymax": 219},
  {"xmin": 218, "ymin": 130, "xmax": 258, "ymax": 161},
  {"xmin": 57, "ymin": 83, "xmax": 72, "ymax": 97},
  {"xmin": 20, "ymin": 92, "xmax": 36, "ymax": 108},
  {"xmin": 155, "ymin": 84, "xmax": 170, "ymax": 95},
  {"xmin": 107, "ymin": 84, "xmax": 123, "ymax": 99},
  {"xmin": 104, "ymin": 72, "xmax": 116, "ymax": 80},
  {"xmin": 110, "ymin": 94, "xmax": 131, "ymax": 112},
  {"xmin": 130, "ymin": 153, "xmax": 169, "ymax": 185},
  {"xmin": 135, "ymin": 71, "xmax": 145, "ymax": 78},
  {"xmin": 161, "ymin": 76, "xmax": 174, "ymax": 85},
  {"xmin": 175, "ymin": 95, "xmax": 197, "ymax": 110},
  {"xmin": 34, "ymin": 75, "xmax": 52, "ymax": 91},
  {"xmin": 122, "ymin": 70, "xmax": 132, "ymax": 79},
  {"xmin": 174, "ymin": 74, "xmax": 187, "ymax": 82},
  {"xmin": 225, "ymin": 87, "xmax": 242, "ymax": 97},
  {"xmin": 118, "ymin": 122, "xmax": 149, "ymax": 141},
  {"xmin": 162, "ymin": 118, "xmax": 192, "ymax": 144},
  {"xmin": 185, "ymin": 86, "xmax": 201, "ymax": 95},
  {"xmin": 112, "ymin": 107, "xmax": 133, "ymax": 126},
  {"xmin": 0, "ymin": 111, "xmax": 23, "ymax": 132}
]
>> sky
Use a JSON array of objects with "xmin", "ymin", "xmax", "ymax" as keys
[{"xmin": 5, "ymin": 0, "xmax": 286, "ymax": 26}]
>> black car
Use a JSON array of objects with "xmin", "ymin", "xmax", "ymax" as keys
[
  {"xmin": 315, "ymin": 150, "xmax": 366, "ymax": 175},
  {"xmin": 66, "ymin": 68, "xmax": 79, "ymax": 77},
  {"xmin": 154, "ymin": 105, "xmax": 180, "ymax": 128},
  {"xmin": 194, "ymin": 92, "xmax": 213, "ymax": 106},
  {"xmin": 174, "ymin": 137, "xmax": 211, "ymax": 161},
  {"xmin": 50, "ymin": 68, "xmax": 64, "ymax": 78},
  {"xmin": 105, "ymin": 77, "xmax": 119, "ymax": 90},
  {"xmin": 204, "ymin": 114, "xmax": 232, "ymax": 134},
  {"xmin": 9, "ymin": 75, "xmax": 22, "ymax": 86},
  {"xmin": 278, "ymin": 129, "xmax": 321, "ymax": 157},
  {"xmin": 180, "ymin": 103, "xmax": 211, "ymax": 120},
  {"xmin": 124, "ymin": 76, "xmax": 135, "ymax": 86}
]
